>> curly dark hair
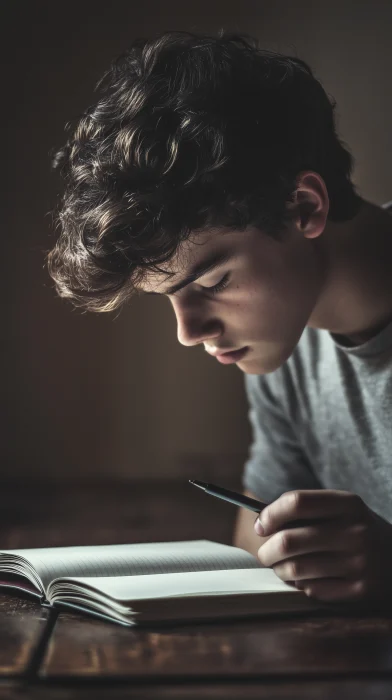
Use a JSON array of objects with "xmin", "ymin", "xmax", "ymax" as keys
[{"xmin": 48, "ymin": 30, "xmax": 361, "ymax": 312}]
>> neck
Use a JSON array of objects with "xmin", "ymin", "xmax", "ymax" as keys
[{"xmin": 308, "ymin": 198, "xmax": 392, "ymax": 345}]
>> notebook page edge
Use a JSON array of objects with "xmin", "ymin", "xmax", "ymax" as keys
[{"xmin": 47, "ymin": 568, "xmax": 295, "ymax": 604}]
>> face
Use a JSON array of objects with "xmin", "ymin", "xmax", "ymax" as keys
[{"xmin": 139, "ymin": 224, "xmax": 324, "ymax": 375}]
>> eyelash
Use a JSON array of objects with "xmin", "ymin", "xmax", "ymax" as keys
[{"xmin": 201, "ymin": 273, "xmax": 230, "ymax": 295}]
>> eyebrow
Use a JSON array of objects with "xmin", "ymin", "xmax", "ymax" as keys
[{"xmin": 144, "ymin": 250, "xmax": 234, "ymax": 296}]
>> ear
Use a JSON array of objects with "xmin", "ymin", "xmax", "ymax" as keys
[{"xmin": 286, "ymin": 171, "xmax": 329, "ymax": 240}]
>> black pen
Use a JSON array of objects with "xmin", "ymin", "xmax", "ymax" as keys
[
  {"xmin": 189, "ymin": 479, "xmax": 267, "ymax": 513},
  {"xmin": 189, "ymin": 480, "xmax": 316, "ymax": 531}
]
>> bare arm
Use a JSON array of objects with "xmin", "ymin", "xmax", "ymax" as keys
[{"xmin": 232, "ymin": 489, "xmax": 271, "ymax": 558}]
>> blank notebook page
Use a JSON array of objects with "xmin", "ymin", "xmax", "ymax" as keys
[{"xmin": 4, "ymin": 541, "xmax": 260, "ymax": 589}]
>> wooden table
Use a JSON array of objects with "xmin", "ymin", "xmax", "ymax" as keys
[{"xmin": 1, "ymin": 479, "xmax": 392, "ymax": 699}]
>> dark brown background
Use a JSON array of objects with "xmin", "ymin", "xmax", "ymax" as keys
[{"xmin": 2, "ymin": 0, "xmax": 391, "ymax": 483}]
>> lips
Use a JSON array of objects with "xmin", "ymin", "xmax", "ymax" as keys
[{"xmin": 215, "ymin": 347, "xmax": 249, "ymax": 365}]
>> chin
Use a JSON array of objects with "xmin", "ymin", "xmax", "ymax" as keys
[{"xmin": 238, "ymin": 345, "xmax": 296, "ymax": 375}]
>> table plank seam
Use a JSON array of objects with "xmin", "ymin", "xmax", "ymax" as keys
[{"xmin": 24, "ymin": 608, "xmax": 58, "ymax": 680}]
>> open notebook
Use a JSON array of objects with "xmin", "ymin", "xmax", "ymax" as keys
[{"xmin": 0, "ymin": 540, "xmax": 320, "ymax": 626}]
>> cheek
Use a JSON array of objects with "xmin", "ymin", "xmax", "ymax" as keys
[
  {"xmin": 259, "ymin": 245, "xmax": 318, "ymax": 321},
  {"xmin": 236, "ymin": 285, "xmax": 309, "ymax": 374},
  {"xmin": 234, "ymin": 261, "xmax": 318, "ymax": 372},
  {"xmin": 232, "ymin": 241, "xmax": 321, "ymax": 373},
  {"xmin": 241, "ymin": 275, "xmax": 313, "ymax": 337}
]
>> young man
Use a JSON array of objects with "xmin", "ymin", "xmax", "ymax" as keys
[{"xmin": 48, "ymin": 31, "xmax": 392, "ymax": 606}]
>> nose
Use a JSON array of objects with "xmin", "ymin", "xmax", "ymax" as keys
[{"xmin": 171, "ymin": 297, "xmax": 222, "ymax": 347}]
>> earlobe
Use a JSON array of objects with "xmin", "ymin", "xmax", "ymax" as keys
[
  {"xmin": 299, "ymin": 200, "xmax": 317, "ymax": 233},
  {"xmin": 286, "ymin": 197, "xmax": 325, "ymax": 240},
  {"xmin": 301, "ymin": 200, "xmax": 326, "ymax": 240},
  {"xmin": 289, "ymin": 171, "xmax": 329, "ymax": 240}
]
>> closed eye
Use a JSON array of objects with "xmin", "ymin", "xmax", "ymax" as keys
[{"xmin": 200, "ymin": 273, "xmax": 230, "ymax": 295}]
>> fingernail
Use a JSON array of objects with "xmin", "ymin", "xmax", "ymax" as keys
[{"xmin": 254, "ymin": 518, "xmax": 264, "ymax": 536}]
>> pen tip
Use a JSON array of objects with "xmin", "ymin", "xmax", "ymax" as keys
[{"xmin": 189, "ymin": 479, "xmax": 206, "ymax": 489}]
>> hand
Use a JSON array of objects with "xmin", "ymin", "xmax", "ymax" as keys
[{"xmin": 254, "ymin": 489, "xmax": 392, "ymax": 605}]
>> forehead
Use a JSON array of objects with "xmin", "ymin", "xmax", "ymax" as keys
[{"xmin": 137, "ymin": 228, "xmax": 235, "ymax": 294}]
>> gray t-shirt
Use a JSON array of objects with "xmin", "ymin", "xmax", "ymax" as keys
[{"xmin": 243, "ymin": 201, "xmax": 392, "ymax": 523}]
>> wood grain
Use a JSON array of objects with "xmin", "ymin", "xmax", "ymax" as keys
[
  {"xmin": 3, "ymin": 680, "xmax": 392, "ymax": 700},
  {"xmin": 42, "ymin": 611, "xmax": 392, "ymax": 679},
  {"xmin": 0, "ymin": 594, "xmax": 49, "ymax": 677}
]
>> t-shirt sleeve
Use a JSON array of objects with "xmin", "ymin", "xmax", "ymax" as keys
[{"xmin": 242, "ymin": 372, "xmax": 321, "ymax": 502}]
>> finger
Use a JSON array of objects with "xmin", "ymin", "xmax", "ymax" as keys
[
  {"xmin": 272, "ymin": 552, "xmax": 358, "ymax": 582},
  {"xmin": 260, "ymin": 490, "xmax": 366, "ymax": 535},
  {"xmin": 257, "ymin": 522, "xmax": 365, "ymax": 567},
  {"xmin": 296, "ymin": 577, "xmax": 367, "ymax": 603}
]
